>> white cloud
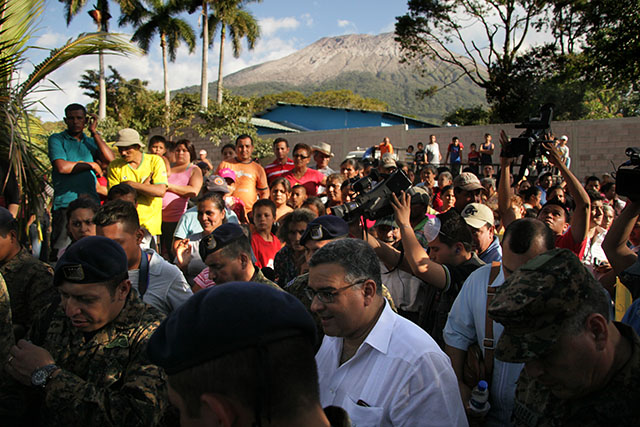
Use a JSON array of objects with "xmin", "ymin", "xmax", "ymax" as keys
[
  {"xmin": 300, "ymin": 13, "xmax": 313, "ymax": 27},
  {"xmin": 35, "ymin": 31, "xmax": 67, "ymax": 49},
  {"xmin": 259, "ymin": 17, "xmax": 300, "ymax": 37},
  {"xmin": 337, "ymin": 19, "xmax": 352, "ymax": 28}
]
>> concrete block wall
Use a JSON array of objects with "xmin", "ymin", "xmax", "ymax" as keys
[{"xmin": 152, "ymin": 116, "xmax": 640, "ymax": 182}]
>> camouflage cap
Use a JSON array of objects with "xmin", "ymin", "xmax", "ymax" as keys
[{"xmin": 488, "ymin": 248, "xmax": 602, "ymax": 363}]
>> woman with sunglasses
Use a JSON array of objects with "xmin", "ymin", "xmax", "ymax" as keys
[{"xmin": 283, "ymin": 143, "xmax": 326, "ymax": 197}]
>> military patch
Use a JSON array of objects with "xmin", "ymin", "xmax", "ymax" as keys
[
  {"xmin": 63, "ymin": 264, "xmax": 84, "ymax": 281},
  {"xmin": 106, "ymin": 335, "xmax": 129, "ymax": 349}
]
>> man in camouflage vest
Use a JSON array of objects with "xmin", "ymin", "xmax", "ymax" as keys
[
  {"xmin": 489, "ymin": 248, "xmax": 640, "ymax": 426},
  {"xmin": 3, "ymin": 236, "xmax": 168, "ymax": 426}
]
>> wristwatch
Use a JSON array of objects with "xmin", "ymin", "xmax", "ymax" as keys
[{"xmin": 31, "ymin": 364, "xmax": 59, "ymax": 387}]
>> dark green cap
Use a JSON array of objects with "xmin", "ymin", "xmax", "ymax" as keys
[{"xmin": 488, "ymin": 248, "xmax": 601, "ymax": 363}]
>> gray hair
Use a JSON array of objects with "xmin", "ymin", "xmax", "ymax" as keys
[{"xmin": 308, "ymin": 239, "xmax": 382, "ymax": 294}]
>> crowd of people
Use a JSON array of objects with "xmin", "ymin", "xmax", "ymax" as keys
[{"xmin": 1, "ymin": 103, "xmax": 640, "ymax": 426}]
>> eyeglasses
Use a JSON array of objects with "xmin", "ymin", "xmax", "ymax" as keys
[
  {"xmin": 293, "ymin": 154, "xmax": 309, "ymax": 159},
  {"xmin": 304, "ymin": 280, "xmax": 366, "ymax": 304}
]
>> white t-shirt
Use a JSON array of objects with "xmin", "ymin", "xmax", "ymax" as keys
[{"xmin": 425, "ymin": 143, "xmax": 441, "ymax": 165}]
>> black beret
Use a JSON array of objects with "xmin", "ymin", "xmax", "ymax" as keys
[
  {"xmin": 199, "ymin": 222, "xmax": 245, "ymax": 261},
  {"xmin": 0, "ymin": 206, "xmax": 17, "ymax": 229},
  {"xmin": 147, "ymin": 282, "xmax": 317, "ymax": 374},
  {"xmin": 299, "ymin": 215, "xmax": 349, "ymax": 246},
  {"xmin": 54, "ymin": 236, "xmax": 128, "ymax": 286}
]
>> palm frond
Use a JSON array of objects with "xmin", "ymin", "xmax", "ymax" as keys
[{"xmin": 18, "ymin": 32, "xmax": 141, "ymax": 98}]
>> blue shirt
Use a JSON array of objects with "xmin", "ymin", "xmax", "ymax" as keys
[
  {"xmin": 444, "ymin": 263, "xmax": 524, "ymax": 426},
  {"xmin": 173, "ymin": 206, "xmax": 238, "ymax": 239},
  {"xmin": 48, "ymin": 131, "xmax": 99, "ymax": 210},
  {"xmin": 479, "ymin": 235, "xmax": 502, "ymax": 263}
]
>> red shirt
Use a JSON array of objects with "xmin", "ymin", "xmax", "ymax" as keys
[
  {"xmin": 284, "ymin": 168, "xmax": 325, "ymax": 196},
  {"xmin": 251, "ymin": 232, "xmax": 282, "ymax": 269},
  {"xmin": 264, "ymin": 158, "xmax": 294, "ymax": 183},
  {"xmin": 555, "ymin": 227, "xmax": 587, "ymax": 259}
]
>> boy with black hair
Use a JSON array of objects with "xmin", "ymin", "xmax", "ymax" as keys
[{"xmin": 250, "ymin": 199, "xmax": 282, "ymax": 269}]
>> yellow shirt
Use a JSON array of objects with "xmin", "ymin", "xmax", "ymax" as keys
[{"xmin": 107, "ymin": 153, "xmax": 168, "ymax": 235}]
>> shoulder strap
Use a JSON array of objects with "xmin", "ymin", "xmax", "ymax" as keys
[
  {"xmin": 139, "ymin": 249, "xmax": 150, "ymax": 297},
  {"xmin": 483, "ymin": 261, "xmax": 501, "ymax": 381}
]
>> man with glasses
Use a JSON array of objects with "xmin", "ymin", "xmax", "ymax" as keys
[{"xmin": 309, "ymin": 238, "xmax": 467, "ymax": 426}]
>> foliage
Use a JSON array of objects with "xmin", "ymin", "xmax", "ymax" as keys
[
  {"xmin": 0, "ymin": 0, "xmax": 138, "ymax": 220},
  {"xmin": 193, "ymin": 91, "xmax": 256, "ymax": 143},
  {"xmin": 443, "ymin": 105, "xmax": 491, "ymax": 126},
  {"xmin": 252, "ymin": 89, "xmax": 390, "ymax": 114}
]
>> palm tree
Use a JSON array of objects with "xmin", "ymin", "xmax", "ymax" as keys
[
  {"xmin": 119, "ymin": 0, "xmax": 196, "ymax": 108},
  {"xmin": 0, "ymin": 0, "xmax": 138, "ymax": 219},
  {"xmin": 208, "ymin": 0, "xmax": 260, "ymax": 105}
]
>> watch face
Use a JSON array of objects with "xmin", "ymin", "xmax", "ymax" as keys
[{"xmin": 31, "ymin": 368, "xmax": 48, "ymax": 386}]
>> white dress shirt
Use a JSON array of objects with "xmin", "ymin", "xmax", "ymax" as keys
[{"xmin": 316, "ymin": 300, "xmax": 468, "ymax": 427}]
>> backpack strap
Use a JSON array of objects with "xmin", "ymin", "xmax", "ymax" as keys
[{"xmin": 483, "ymin": 261, "xmax": 501, "ymax": 381}]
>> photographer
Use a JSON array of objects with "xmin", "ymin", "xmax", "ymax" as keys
[
  {"xmin": 498, "ymin": 130, "xmax": 590, "ymax": 258},
  {"xmin": 603, "ymin": 201, "xmax": 640, "ymax": 301}
]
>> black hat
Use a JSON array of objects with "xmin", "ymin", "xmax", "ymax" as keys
[
  {"xmin": 147, "ymin": 282, "xmax": 317, "ymax": 374},
  {"xmin": 0, "ymin": 207, "xmax": 17, "ymax": 230},
  {"xmin": 54, "ymin": 236, "xmax": 128, "ymax": 286},
  {"xmin": 199, "ymin": 222, "xmax": 245, "ymax": 261},
  {"xmin": 299, "ymin": 215, "xmax": 349, "ymax": 246}
]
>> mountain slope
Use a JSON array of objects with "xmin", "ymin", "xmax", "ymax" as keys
[{"xmin": 176, "ymin": 33, "xmax": 486, "ymax": 122}]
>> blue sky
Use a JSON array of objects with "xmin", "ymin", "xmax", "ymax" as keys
[{"xmin": 27, "ymin": 0, "xmax": 410, "ymax": 121}]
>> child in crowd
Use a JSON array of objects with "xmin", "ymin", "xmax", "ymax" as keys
[
  {"xmin": 468, "ymin": 143, "xmax": 480, "ymax": 175},
  {"xmin": 148, "ymin": 135, "xmax": 172, "ymax": 176},
  {"xmin": 269, "ymin": 177, "xmax": 293, "ymax": 221},
  {"xmin": 221, "ymin": 143, "xmax": 236, "ymax": 162},
  {"xmin": 250, "ymin": 199, "xmax": 282, "ymax": 269},
  {"xmin": 219, "ymin": 168, "xmax": 247, "ymax": 223},
  {"xmin": 289, "ymin": 184, "xmax": 308, "ymax": 209}
]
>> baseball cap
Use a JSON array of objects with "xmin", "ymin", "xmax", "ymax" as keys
[
  {"xmin": 380, "ymin": 153, "xmax": 396, "ymax": 169},
  {"xmin": 488, "ymin": 248, "xmax": 603, "ymax": 363},
  {"xmin": 560, "ymin": 135, "xmax": 568, "ymax": 141},
  {"xmin": 205, "ymin": 175, "xmax": 229, "ymax": 194},
  {"xmin": 147, "ymin": 282, "xmax": 316, "ymax": 374},
  {"xmin": 54, "ymin": 236, "xmax": 128, "ymax": 286},
  {"xmin": 300, "ymin": 215, "xmax": 349, "ymax": 246},
  {"xmin": 113, "ymin": 128, "xmax": 145, "ymax": 148},
  {"xmin": 461, "ymin": 203, "xmax": 494, "ymax": 229},
  {"xmin": 453, "ymin": 172, "xmax": 483, "ymax": 191},
  {"xmin": 218, "ymin": 168, "xmax": 236, "ymax": 182}
]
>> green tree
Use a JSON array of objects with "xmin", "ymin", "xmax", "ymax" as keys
[
  {"xmin": 251, "ymin": 89, "xmax": 389, "ymax": 114},
  {"xmin": 207, "ymin": 0, "xmax": 260, "ymax": 105},
  {"xmin": 443, "ymin": 105, "xmax": 490, "ymax": 126},
  {"xmin": 119, "ymin": 0, "xmax": 196, "ymax": 107},
  {"xmin": 1, "ymin": 0, "xmax": 137, "ymax": 219},
  {"xmin": 194, "ymin": 90, "xmax": 255, "ymax": 142}
]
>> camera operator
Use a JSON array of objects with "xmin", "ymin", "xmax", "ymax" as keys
[
  {"xmin": 603, "ymin": 201, "xmax": 640, "ymax": 301},
  {"xmin": 498, "ymin": 130, "xmax": 590, "ymax": 258}
]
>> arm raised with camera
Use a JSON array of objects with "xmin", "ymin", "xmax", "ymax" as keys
[
  {"xmin": 498, "ymin": 130, "xmax": 518, "ymax": 230},
  {"xmin": 603, "ymin": 201, "xmax": 640, "ymax": 276}
]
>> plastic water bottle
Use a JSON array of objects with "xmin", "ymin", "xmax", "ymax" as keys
[{"xmin": 468, "ymin": 380, "xmax": 491, "ymax": 416}]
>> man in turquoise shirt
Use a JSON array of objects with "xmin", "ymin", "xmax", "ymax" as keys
[{"xmin": 47, "ymin": 103, "xmax": 114, "ymax": 259}]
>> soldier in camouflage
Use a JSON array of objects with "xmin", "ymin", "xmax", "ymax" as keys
[
  {"xmin": 3, "ymin": 236, "xmax": 167, "ymax": 426},
  {"xmin": 489, "ymin": 248, "xmax": 640, "ymax": 426},
  {"xmin": 200, "ymin": 223, "xmax": 280, "ymax": 289},
  {"xmin": 0, "ymin": 207, "xmax": 56, "ymax": 340},
  {"xmin": 0, "ymin": 273, "xmax": 14, "ymax": 371}
]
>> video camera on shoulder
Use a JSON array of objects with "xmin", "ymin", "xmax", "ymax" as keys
[
  {"xmin": 501, "ymin": 104, "xmax": 556, "ymax": 181},
  {"xmin": 616, "ymin": 147, "xmax": 640, "ymax": 202},
  {"xmin": 331, "ymin": 169, "xmax": 418, "ymax": 222}
]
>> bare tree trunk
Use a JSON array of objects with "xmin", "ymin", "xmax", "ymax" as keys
[
  {"xmin": 216, "ymin": 25, "xmax": 225, "ymax": 105},
  {"xmin": 98, "ymin": 51, "xmax": 106, "ymax": 119},
  {"xmin": 161, "ymin": 33, "xmax": 170, "ymax": 107},
  {"xmin": 200, "ymin": 1, "xmax": 208, "ymax": 110}
]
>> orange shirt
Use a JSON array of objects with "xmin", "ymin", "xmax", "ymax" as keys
[
  {"xmin": 379, "ymin": 141, "xmax": 394, "ymax": 155},
  {"xmin": 216, "ymin": 160, "xmax": 268, "ymax": 211}
]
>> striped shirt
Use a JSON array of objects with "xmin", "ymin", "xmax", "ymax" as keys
[{"xmin": 264, "ymin": 158, "xmax": 294, "ymax": 183}]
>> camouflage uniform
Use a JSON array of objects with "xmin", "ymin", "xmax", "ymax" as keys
[
  {"xmin": 250, "ymin": 266, "xmax": 281, "ymax": 290},
  {"xmin": 0, "ymin": 273, "xmax": 14, "ymax": 368},
  {"xmin": 5, "ymin": 290, "xmax": 168, "ymax": 426},
  {"xmin": 488, "ymin": 248, "xmax": 640, "ymax": 426},
  {"xmin": 0, "ymin": 247, "xmax": 56, "ymax": 338}
]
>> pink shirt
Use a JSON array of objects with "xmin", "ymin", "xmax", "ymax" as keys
[
  {"xmin": 284, "ymin": 168, "xmax": 325, "ymax": 196},
  {"xmin": 162, "ymin": 165, "xmax": 193, "ymax": 222}
]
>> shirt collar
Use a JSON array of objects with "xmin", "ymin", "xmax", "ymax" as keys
[{"xmin": 361, "ymin": 300, "xmax": 395, "ymax": 355}]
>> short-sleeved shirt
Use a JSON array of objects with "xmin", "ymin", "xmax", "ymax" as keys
[
  {"xmin": 264, "ymin": 158, "xmax": 294, "ymax": 183},
  {"xmin": 379, "ymin": 141, "xmax": 394, "ymax": 155},
  {"xmin": 251, "ymin": 233, "xmax": 282, "ymax": 269},
  {"xmin": 284, "ymin": 168, "xmax": 325, "ymax": 197},
  {"xmin": 555, "ymin": 227, "xmax": 587, "ymax": 259},
  {"xmin": 107, "ymin": 153, "xmax": 168, "ymax": 235},
  {"xmin": 48, "ymin": 131, "xmax": 99, "ymax": 210},
  {"xmin": 216, "ymin": 160, "xmax": 268, "ymax": 211},
  {"xmin": 447, "ymin": 142, "xmax": 464, "ymax": 164},
  {"xmin": 426, "ymin": 143, "xmax": 441, "ymax": 165}
]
